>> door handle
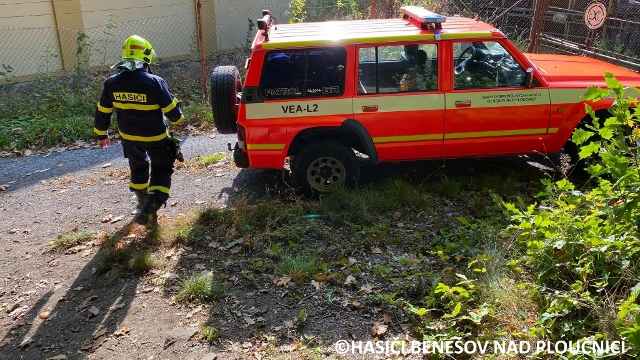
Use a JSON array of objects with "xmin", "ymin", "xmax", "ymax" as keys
[
  {"xmin": 362, "ymin": 105, "xmax": 378, "ymax": 112},
  {"xmin": 455, "ymin": 100, "xmax": 472, "ymax": 107}
]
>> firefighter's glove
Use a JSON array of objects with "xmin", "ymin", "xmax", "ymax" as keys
[{"xmin": 168, "ymin": 133, "xmax": 184, "ymax": 162}]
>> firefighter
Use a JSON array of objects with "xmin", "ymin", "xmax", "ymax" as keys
[{"xmin": 94, "ymin": 35, "xmax": 184, "ymax": 227}]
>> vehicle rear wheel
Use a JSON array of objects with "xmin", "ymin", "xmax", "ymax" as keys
[
  {"xmin": 291, "ymin": 141, "xmax": 360, "ymax": 197},
  {"xmin": 210, "ymin": 66, "xmax": 241, "ymax": 134}
]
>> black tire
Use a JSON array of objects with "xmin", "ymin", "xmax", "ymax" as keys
[
  {"xmin": 210, "ymin": 66, "xmax": 241, "ymax": 134},
  {"xmin": 291, "ymin": 141, "xmax": 360, "ymax": 197}
]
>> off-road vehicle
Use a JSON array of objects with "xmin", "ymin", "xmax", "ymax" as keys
[{"xmin": 210, "ymin": 6, "xmax": 640, "ymax": 195}]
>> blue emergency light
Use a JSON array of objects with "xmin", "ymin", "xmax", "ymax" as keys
[{"xmin": 400, "ymin": 6, "xmax": 446, "ymax": 30}]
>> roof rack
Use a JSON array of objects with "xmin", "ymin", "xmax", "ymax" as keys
[
  {"xmin": 257, "ymin": 10, "xmax": 276, "ymax": 41},
  {"xmin": 400, "ymin": 6, "xmax": 445, "ymax": 30}
]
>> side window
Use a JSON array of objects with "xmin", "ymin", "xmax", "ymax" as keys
[
  {"xmin": 453, "ymin": 41, "xmax": 526, "ymax": 90},
  {"xmin": 358, "ymin": 43, "xmax": 438, "ymax": 94},
  {"xmin": 259, "ymin": 47, "xmax": 346, "ymax": 99}
]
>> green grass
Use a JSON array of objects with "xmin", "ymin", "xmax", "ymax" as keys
[
  {"xmin": 0, "ymin": 61, "xmax": 216, "ymax": 151},
  {"xmin": 200, "ymin": 152, "xmax": 225, "ymax": 165},
  {"xmin": 276, "ymin": 253, "xmax": 320, "ymax": 277},
  {"xmin": 51, "ymin": 230, "xmax": 94, "ymax": 250},
  {"xmin": 176, "ymin": 272, "xmax": 225, "ymax": 303}
]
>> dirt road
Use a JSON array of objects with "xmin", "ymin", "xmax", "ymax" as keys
[{"xmin": 0, "ymin": 133, "xmax": 288, "ymax": 360}]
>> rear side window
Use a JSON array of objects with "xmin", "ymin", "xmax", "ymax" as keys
[
  {"xmin": 259, "ymin": 47, "xmax": 346, "ymax": 99},
  {"xmin": 358, "ymin": 43, "xmax": 438, "ymax": 94}
]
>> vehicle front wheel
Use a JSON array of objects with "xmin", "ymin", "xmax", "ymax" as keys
[{"xmin": 291, "ymin": 141, "xmax": 360, "ymax": 197}]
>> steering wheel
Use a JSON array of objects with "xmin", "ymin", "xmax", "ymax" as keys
[{"xmin": 454, "ymin": 46, "xmax": 476, "ymax": 75}]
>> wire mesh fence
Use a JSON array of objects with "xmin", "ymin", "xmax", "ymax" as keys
[
  {"xmin": 0, "ymin": 0, "xmax": 638, "ymax": 86},
  {"xmin": 534, "ymin": 0, "xmax": 640, "ymax": 72}
]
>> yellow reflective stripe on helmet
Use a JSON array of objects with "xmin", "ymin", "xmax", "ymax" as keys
[
  {"xmin": 373, "ymin": 134, "xmax": 441, "ymax": 143},
  {"xmin": 246, "ymin": 144, "xmax": 286, "ymax": 150},
  {"xmin": 118, "ymin": 130, "xmax": 168, "ymax": 142},
  {"xmin": 97, "ymin": 102, "xmax": 113, "ymax": 113},
  {"xmin": 148, "ymin": 185, "xmax": 170, "ymax": 194},
  {"xmin": 170, "ymin": 115, "xmax": 184, "ymax": 125},
  {"xmin": 94, "ymin": 127, "xmax": 108, "ymax": 136},
  {"xmin": 162, "ymin": 98, "xmax": 179, "ymax": 113},
  {"xmin": 113, "ymin": 102, "xmax": 160, "ymax": 111},
  {"xmin": 129, "ymin": 181, "xmax": 149, "ymax": 190},
  {"xmin": 445, "ymin": 128, "xmax": 549, "ymax": 139}
]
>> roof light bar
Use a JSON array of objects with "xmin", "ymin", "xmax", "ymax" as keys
[
  {"xmin": 257, "ymin": 10, "xmax": 275, "ymax": 41},
  {"xmin": 400, "ymin": 6, "xmax": 445, "ymax": 30}
]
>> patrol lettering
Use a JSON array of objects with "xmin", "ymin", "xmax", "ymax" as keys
[
  {"xmin": 281, "ymin": 104, "xmax": 319, "ymax": 114},
  {"xmin": 264, "ymin": 88, "xmax": 300, "ymax": 97},
  {"xmin": 113, "ymin": 92, "xmax": 147, "ymax": 102}
]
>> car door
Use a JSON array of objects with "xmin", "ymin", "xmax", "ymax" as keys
[
  {"xmin": 444, "ymin": 40, "xmax": 551, "ymax": 158},
  {"xmin": 353, "ymin": 43, "xmax": 445, "ymax": 162}
]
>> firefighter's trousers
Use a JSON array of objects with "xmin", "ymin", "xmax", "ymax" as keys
[{"xmin": 122, "ymin": 138, "xmax": 174, "ymax": 203}]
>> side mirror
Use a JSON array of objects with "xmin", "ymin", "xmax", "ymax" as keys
[{"xmin": 524, "ymin": 68, "xmax": 534, "ymax": 88}]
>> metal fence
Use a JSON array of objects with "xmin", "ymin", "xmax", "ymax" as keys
[
  {"xmin": 1, "ymin": 0, "xmax": 638, "ymax": 85},
  {"xmin": 532, "ymin": 0, "xmax": 640, "ymax": 72}
]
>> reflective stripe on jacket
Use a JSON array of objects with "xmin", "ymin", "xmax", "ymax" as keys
[{"xmin": 94, "ymin": 69, "xmax": 184, "ymax": 141}]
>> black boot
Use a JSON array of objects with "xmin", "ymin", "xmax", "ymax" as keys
[
  {"xmin": 133, "ymin": 189, "xmax": 148, "ymax": 209},
  {"xmin": 134, "ymin": 194, "xmax": 165, "ymax": 227}
]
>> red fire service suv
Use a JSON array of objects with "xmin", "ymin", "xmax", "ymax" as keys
[{"xmin": 210, "ymin": 6, "xmax": 640, "ymax": 195}]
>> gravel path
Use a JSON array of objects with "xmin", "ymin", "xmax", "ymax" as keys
[{"xmin": 0, "ymin": 132, "xmax": 287, "ymax": 360}]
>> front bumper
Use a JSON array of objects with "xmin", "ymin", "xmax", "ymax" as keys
[{"xmin": 233, "ymin": 142, "xmax": 249, "ymax": 168}]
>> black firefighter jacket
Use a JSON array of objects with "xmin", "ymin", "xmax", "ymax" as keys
[{"xmin": 94, "ymin": 69, "xmax": 183, "ymax": 142}]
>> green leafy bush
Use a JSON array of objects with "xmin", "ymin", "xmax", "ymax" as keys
[{"xmin": 504, "ymin": 73, "xmax": 640, "ymax": 354}]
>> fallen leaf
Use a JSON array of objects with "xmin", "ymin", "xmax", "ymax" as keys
[
  {"xmin": 311, "ymin": 280, "xmax": 324, "ymax": 291},
  {"xmin": 311, "ymin": 273, "xmax": 327, "ymax": 282},
  {"xmin": 113, "ymin": 325, "xmax": 130, "ymax": 337},
  {"xmin": 100, "ymin": 215, "xmax": 113, "ymax": 223},
  {"xmin": 371, "ymin": 323, "xmax": 388, "ymax": 337},
  {"xmin": 358, "ymin": 285, "xmax": 375, "ymax": 294},
  {"xmin": 284, "ymin": 320, "xmax": 295, "ymax": 329},
  {"xmin": 244, "ymin": 316, "xmax": 256, "ymax": 325},
  {"xmin": 274, "ymin": 276, "xmax": 292, "ymax": 287},
  {"xmin": 393, "ymin": 211, "xmax": 402, "ymax": 220},
  {"xmin": 38, "ymin": 311, "xmax": 50, "ymax": 319},
  {"xmin": 87, "ymin": 306, "xmax": 99, "ymax": 318},
  {"xmin": 102, "ymin": 163, "xmax": 112, "ymax": 168},
  {"xmin": 0, "ymin": 184, "xmax": 10, "ymax": 191},
  {"xmin": 110, "ymin": 216, "xmax": 124, "ymax": 224},
  {"xmin": 92, "ymin": 328, "xmax": 107, "ymax": 339},
  {"xmin": 371, "ymin": 247, "xmax": 383, "ymax": 254},
  {"xmin": 65, "ymin": 245, "xmax": 84, "ymax": 255},
  {"xmin": 344, "ymin": 275, "xmax": 357, "ymax": 286},
  {"xmin": 18, "ymin": 337, "xmax": 32, "ymax": 349},
  {"xmin": 379, "ymin": 314, "xmax": 392, "ymax": 324},
  {"xmin": 186, "ymin": 253, "xmax": 199, "ymax": 260}
]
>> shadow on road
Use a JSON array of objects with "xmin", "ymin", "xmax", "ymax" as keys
[{"xmin": 0, "ymin": 221, "xmax": 160, "ymax": 359}]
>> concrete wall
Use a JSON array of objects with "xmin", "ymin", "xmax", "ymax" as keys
[
  {"xmin": 0, "ymin": 0, "xmax": 290, "ymax": 82},
  {"xmin": 0, "ymin": 0, "xmax": 63, "ymax": 77}
]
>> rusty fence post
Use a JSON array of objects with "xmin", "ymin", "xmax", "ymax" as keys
[{"xmin": 196, "ymin": 0, "xmax": 208, "ymax": 99}]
